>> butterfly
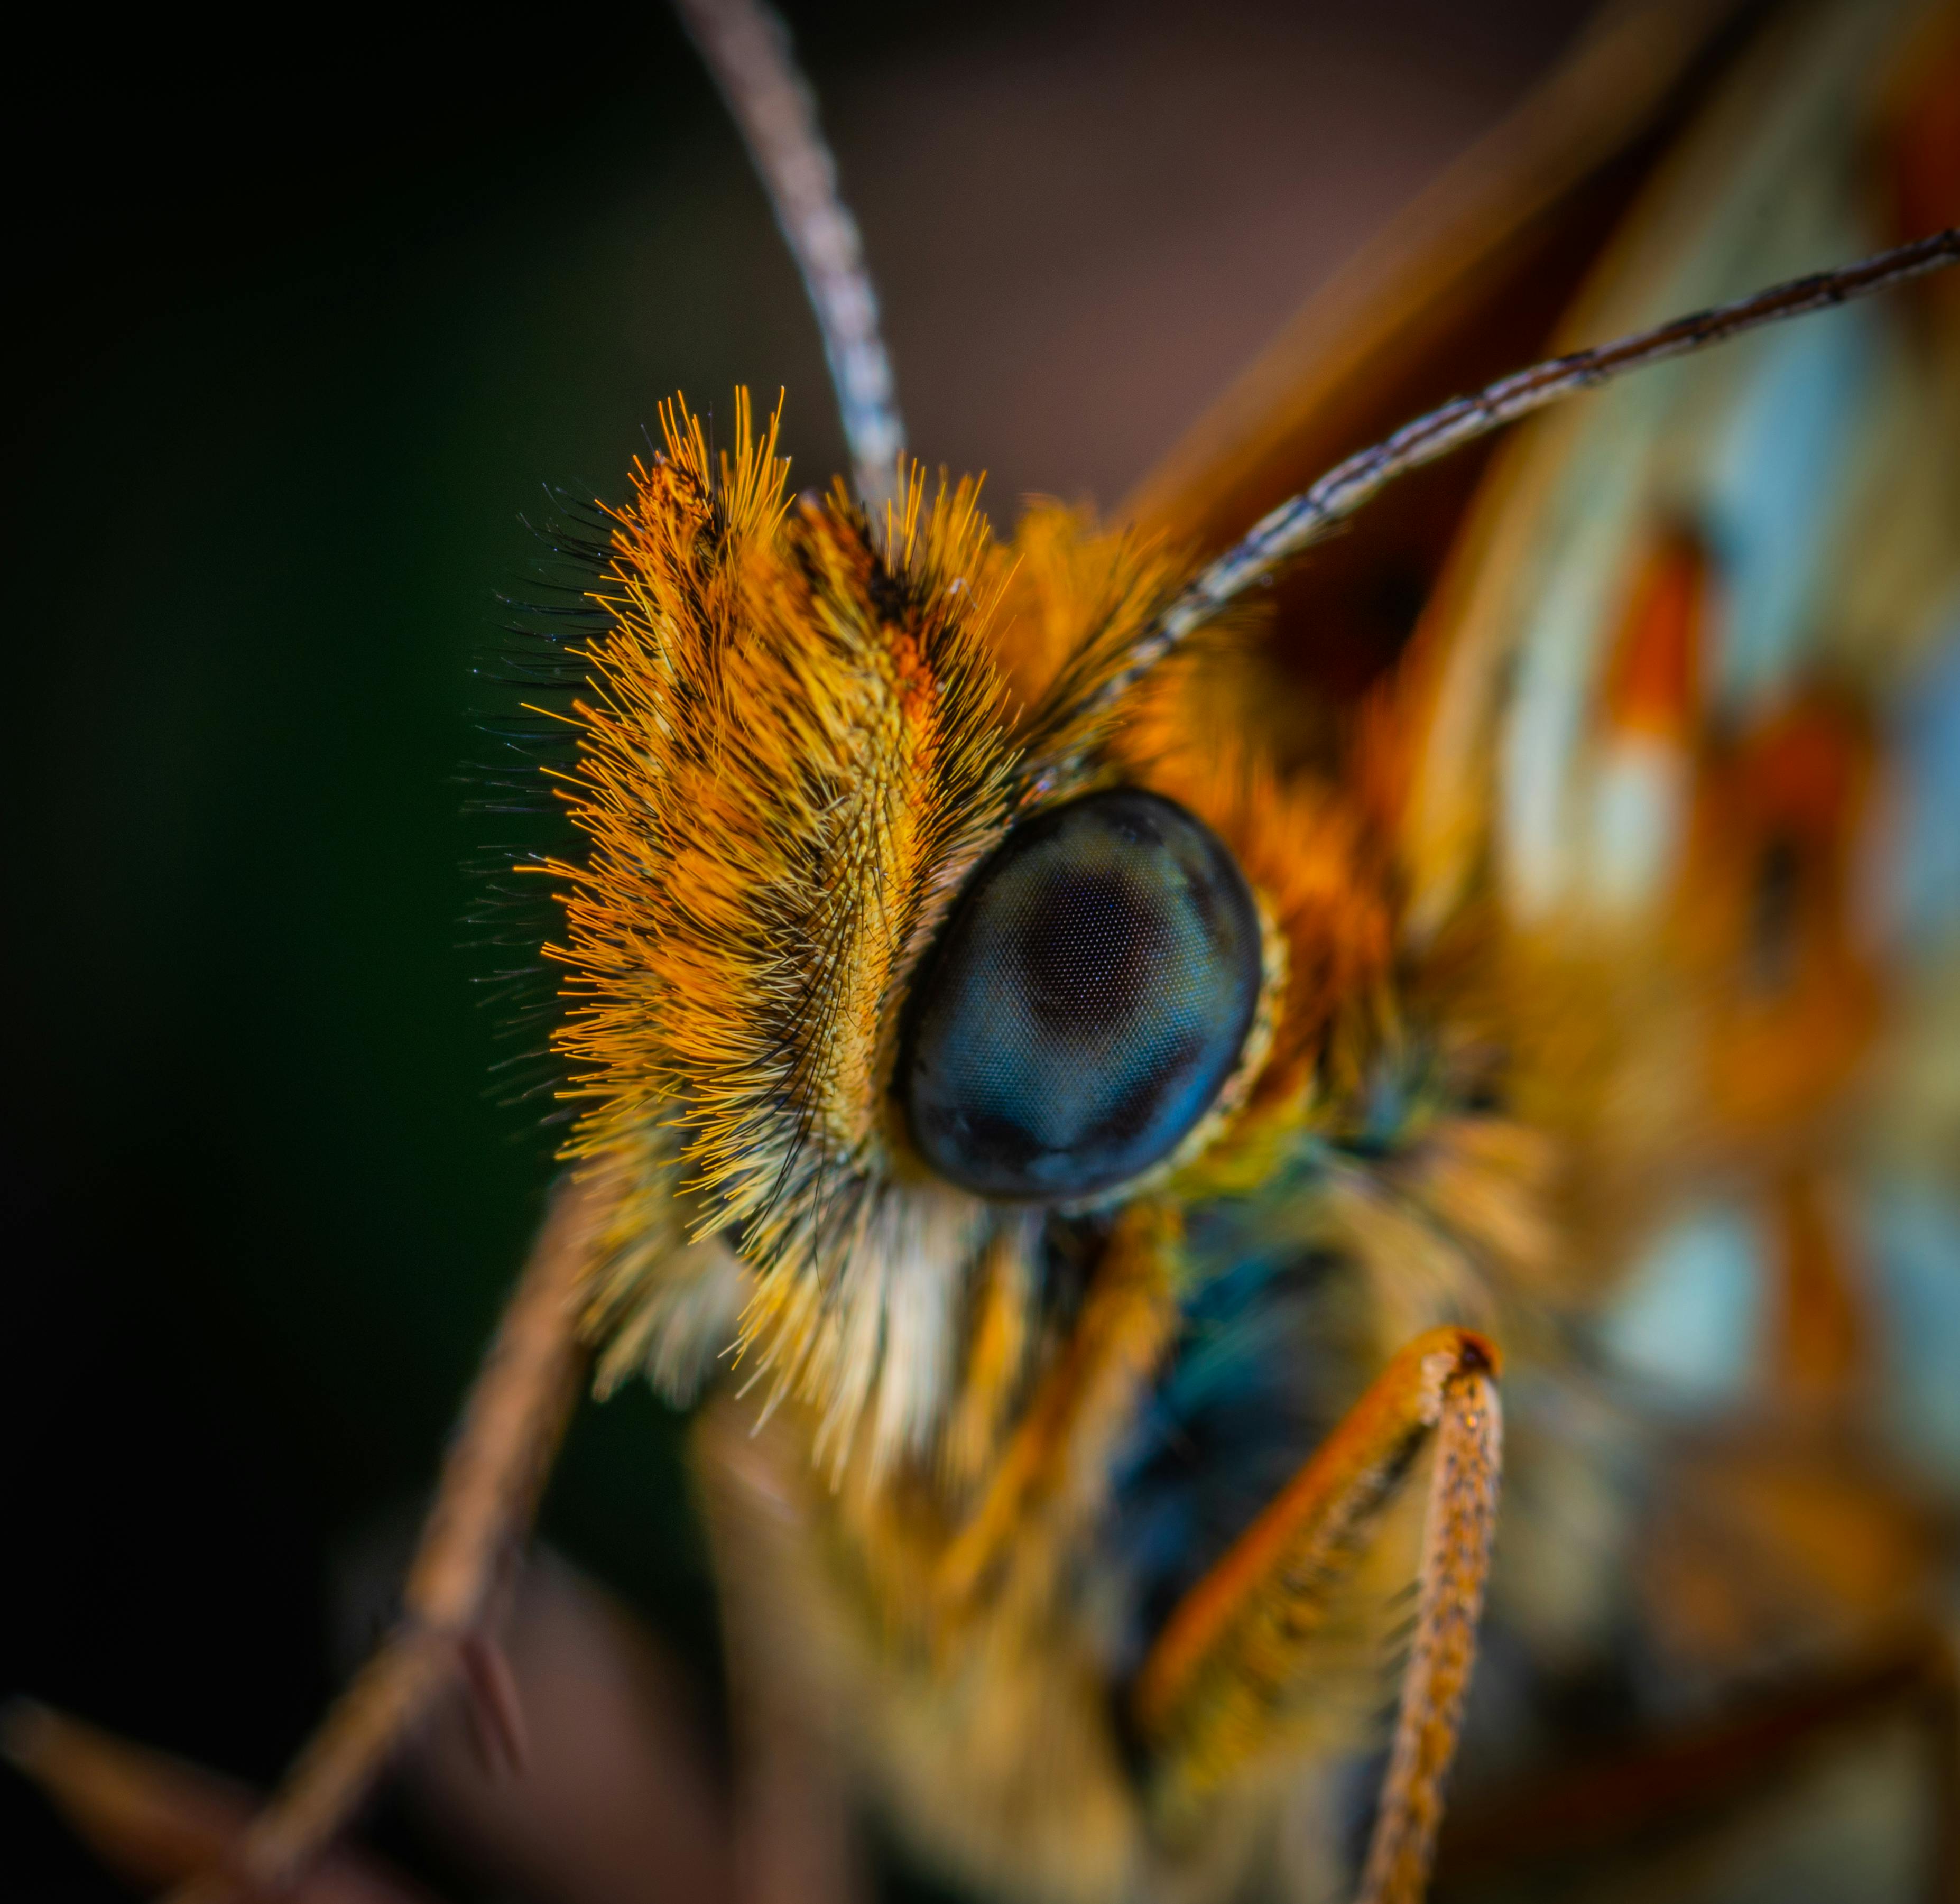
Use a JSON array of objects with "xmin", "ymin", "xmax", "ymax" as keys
[{"xmin": 14, "ymin": 1, "xmax": 1959, "ymax": 1901}]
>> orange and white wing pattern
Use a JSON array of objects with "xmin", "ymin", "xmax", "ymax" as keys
[{"xmin": 1383, "ymin": 0, "xmax": 1960, "ymax": 1705}]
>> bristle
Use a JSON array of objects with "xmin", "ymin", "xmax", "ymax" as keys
[
  {"xmin": 457, "ymin": 489, "xmax": 618, "ymax": 1146},
  {"xmin": 540, "ymin": 392, "xmax": 1022, "ymax": 1469}
]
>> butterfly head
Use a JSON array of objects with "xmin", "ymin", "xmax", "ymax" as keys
[{"xmin": 547, "ymin": 394, "xmax": 1397, "ymax": 1468}]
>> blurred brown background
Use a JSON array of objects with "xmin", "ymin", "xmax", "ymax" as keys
[{"xmin": 3, "ymin": 4, "xmax": 1597, "ymax": 1897}]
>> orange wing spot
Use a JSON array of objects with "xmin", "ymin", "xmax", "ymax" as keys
[
  {"xmin": 1602, "ymin": 526, "xmax": 1710, "ymax": 745},
  {"xmin": 1738, "ymin": 703, "xmax": 1868, "ymax": 841},
  {"xmin": 1682, "ymin": 695, "xmax": 1882, "ymax": 1133},
  {"xmin": 1771, "ymin": 1168, "xmax": 1867, "ymax": 1416}
]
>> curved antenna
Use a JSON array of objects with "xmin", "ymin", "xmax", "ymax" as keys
[
  {"xmin": 1096, "ymin": 226, "xmax": 1960, "ymax": 711},
  {"xmin": 676, "ymin": 0, "xmax": 906, "ymax": 512}
]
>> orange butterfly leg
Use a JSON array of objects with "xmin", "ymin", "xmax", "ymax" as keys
[
  {"xmin": 1358, "ymin": 1341, "xmax": 1503, "ymax": 1904},
  {"xmin": 1134, "ymin": 1327, "xmax": 1502, "ymax": 1904}
]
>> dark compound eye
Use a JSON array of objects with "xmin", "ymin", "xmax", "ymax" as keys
[{"xmin": 900, "ymin": 788, "xmax": 1263, "ymax": 1201}]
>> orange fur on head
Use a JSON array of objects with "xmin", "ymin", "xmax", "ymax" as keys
[{"xmin": 540, "ymin": 393, "xmax": 1020, "ymax": 1466}]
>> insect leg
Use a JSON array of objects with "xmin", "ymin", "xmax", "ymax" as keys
[
  {"xmin": 1134, "ymin": 1327, "xmax": 1501, "ymax": 1904},
  {"xmin": 0, "ymin": 1700, "xmax": 429, "ymax": 1903},
  {"xmin": 1356, "ymin": 1346, "xmax": 1502, "ymax": 1904},
  {"xmin": 164, "ymin": 1170, "xmax": 612, "ymax": 1904}
]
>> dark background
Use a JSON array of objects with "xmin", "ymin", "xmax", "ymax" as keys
[{"xmin": 3, "ymin": 4, "xmax": 1594, "ymax": 1896}]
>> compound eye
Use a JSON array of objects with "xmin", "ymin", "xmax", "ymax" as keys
[{"xmin": 900, "ymin": 789, "xmax": 1262, "ymax": 1200}]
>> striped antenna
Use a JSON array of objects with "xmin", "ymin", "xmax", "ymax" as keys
[
  {"xmin": 676, "ymin": 0, "xmax": 906, "ymax": 512},
  {"xmin": 1098, "ymin": 226, "xmax": 1960, "ymax": 710}
]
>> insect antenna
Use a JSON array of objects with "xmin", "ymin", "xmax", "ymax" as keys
[
  {"xmin": 677, "ymin": 0, "xmax": 906, "ymax": 513},
  {"xmin": 1095, "ymin": 226, "xmax": 1960, "ymax": 713}
]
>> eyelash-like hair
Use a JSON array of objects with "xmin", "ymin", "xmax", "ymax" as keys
[{"xmin": 458, "ymin": 490, "xmax": 619, "ymax": 1137}]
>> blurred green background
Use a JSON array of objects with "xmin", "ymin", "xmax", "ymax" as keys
[{"xmin": 2, "ymin": 4, "xmax": 1588, "ymax": 1895}]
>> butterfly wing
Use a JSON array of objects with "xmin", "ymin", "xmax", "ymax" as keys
[
  {"xmin": 1398, "ymin": 0, "xmax": 1960, "ymax": 941},
  {"xmin": 1130, "ymin": 0, "xmax": 1957, "ymax": 1882},
  {"xmin": 1390, "ymin": 0, "xmax": 1960, "ymax": 1323},
  {"xmin": 1121, "ymin": 0, "xmax": 1759, "ymax": 764},
  {"xmin": 1369, "ymin": 1, "xmax": 1960, "ymax": 1871}
]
